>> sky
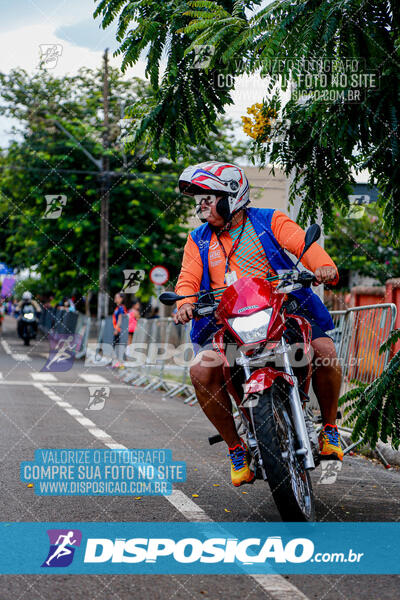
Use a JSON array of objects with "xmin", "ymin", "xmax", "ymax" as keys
[{"xmin": 0, "ymin": 0, "xmax": 271, "ymax": 148}]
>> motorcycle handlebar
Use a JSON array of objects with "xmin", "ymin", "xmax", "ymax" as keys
[
  {"xmin": 189, "ymin": 272, "xmax": 317, "ymax": 318},
  {"xmin": 297, "ymin": 272, "xmax": 317, "ymax": 287}
]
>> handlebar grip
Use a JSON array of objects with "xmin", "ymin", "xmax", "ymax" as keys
[{"xmin": 298, "ymin": 272, "xmax": 316, "ymax": 287}]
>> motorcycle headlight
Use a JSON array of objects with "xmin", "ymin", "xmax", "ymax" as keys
[
  {"xmin": 228, "ymin": 308, "xmax": 273, "ymax": 344},
  {"xmin": 24, "ymin": 313, "xmax": 34, "ymax": 320}
]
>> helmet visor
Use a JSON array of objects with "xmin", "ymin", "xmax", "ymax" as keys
[{"xmin": 194, "ymin": 194, "xmax": 219, "ymax": 207}]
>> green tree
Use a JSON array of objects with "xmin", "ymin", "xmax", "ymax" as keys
[
  {"xmin": 95, "ymin": 0, "xmax": 400, "ymax": 238},
  {"xmin": 0, "ymin": 66, "xmax": 246, "ymax": 305},
  {"xmin": 94, "ymin": 0, "xmax": 259, "ymax": 160},
  {"xmin": 325, "ymin": 204, "xmax": 400, "ymax": 286},
  {"xmin": 339, "ymin": 329, "xmax": 400, "ymax": 450}
]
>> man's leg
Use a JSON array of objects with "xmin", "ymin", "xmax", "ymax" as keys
[
  {"xmin": 311, "ymin": 336, "xmax": 343, "ymax": 460},
  {"xmin": 189, "ymin": 349, "xmax": 240, "ymax": 448},
  {"xmin": 311, "ymin": 337, "xmax": 342, "ymax": 424},
  {"xmin": 190, "ymin": 349, "xmax": 255, "ymax": 485}
]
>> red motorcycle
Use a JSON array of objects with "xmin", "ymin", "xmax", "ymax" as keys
[{"xmin": 161, "ymin": 225, "xmax": 322, "ymax": 521}]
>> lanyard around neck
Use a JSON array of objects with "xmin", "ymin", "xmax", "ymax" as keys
[{"xmin": 216, "ymin": 212, "xmax": 247, "ymax": 274}]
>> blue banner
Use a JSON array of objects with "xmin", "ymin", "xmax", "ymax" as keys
[
  {"xmin": 0, "ymin": 522, "xmax": 398, "ymax": 574},
  {"xmin": 20, "ymin": 449, "xmax": 186, "ymax": 496}
]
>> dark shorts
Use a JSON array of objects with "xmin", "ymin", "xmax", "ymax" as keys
[{"xmin": 193, "ymin": 302, "xmax": 331, "ymax": 356}]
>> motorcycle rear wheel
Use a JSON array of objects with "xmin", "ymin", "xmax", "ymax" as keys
[{"xmin": 252, "ymin": 381, "xmax": 315, "ymax": 522}]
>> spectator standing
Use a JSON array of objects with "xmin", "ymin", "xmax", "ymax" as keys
[
  {"xmin": 112, "ymin": 292, "xmax": 127, "ymax": 368},
  {"xmin": 128, "ymin": 298, "xmax": 141, "ymax": 346}
]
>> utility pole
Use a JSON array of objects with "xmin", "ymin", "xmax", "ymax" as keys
[{"xmin": 98, "ymin": 49, "xmax": 110, "ymax": 319}]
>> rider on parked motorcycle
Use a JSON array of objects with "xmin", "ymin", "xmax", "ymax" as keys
[{"xmin": 174, "ymin": 161, "xmax": 343, "ymax": 487}]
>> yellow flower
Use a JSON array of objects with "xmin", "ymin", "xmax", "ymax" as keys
[{"xmin": 241, "ymin": 102, "xmax": 277, "ymax": 143}]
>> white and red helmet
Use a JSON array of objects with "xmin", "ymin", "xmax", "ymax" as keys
[{"xmin": 179, "ymin": 161, "xmax": 250, "ymax": 223}]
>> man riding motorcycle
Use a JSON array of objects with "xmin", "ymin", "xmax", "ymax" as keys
[
  {"xmin": 174, "ymin": 161, "xmax": 343, "ymax": 487},
  {"xmin": 16, "ymin": 291, "xmax": 41, "ymax": 342}
]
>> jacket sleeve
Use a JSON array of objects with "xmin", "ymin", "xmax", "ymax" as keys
[
  {"xmin": 271, "ymin": 210, "xmax": 339, "ymax": 285},
  {"xmin": 32, "ymin": 300, "xmax": 41, "ymax": 313},
  {"xmin": 175, "ymin": 234, "xmax": 204, "ymax": 309}
]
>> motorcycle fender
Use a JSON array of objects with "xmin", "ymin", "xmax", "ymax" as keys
[
  {"xmin": 212, "ymin": 326, "xmax": 229, "ymax": 366},
  {"xmin": 243, "ymin": 368, "xmax": 294, "ymax": 400},
  {"xmin": 285, "ymin": 313, "xmax": 312, "ymax": 351}
]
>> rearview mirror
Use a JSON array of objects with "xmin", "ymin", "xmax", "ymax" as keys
[
  {"xmin": 295, "ymin": 223, "xmax": 321, "ymax": 267},
  {"xmin": 159, "ymin": 292, "xmax": 184, "ymax": 306},
  {"xmin": 304, "ymin": 223, "xmax": 321, "ymax": 251}
]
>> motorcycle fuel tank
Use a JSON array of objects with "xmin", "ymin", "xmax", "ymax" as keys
[{"xmin": 215, "ymin": 277, "xmax": 284, "ymax": 321}]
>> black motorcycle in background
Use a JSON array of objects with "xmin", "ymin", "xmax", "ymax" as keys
[{"xmin": 17, "ymin": 303, "xmax": 38, "ymax": 346}]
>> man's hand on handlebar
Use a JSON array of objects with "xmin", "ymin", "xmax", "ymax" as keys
[
  {"xmin": 174, "ymin": 303, "xmax": 194, "ymax": 324},
  {"xmin": 313, "ymin": 266, "xmax": 337, "ymax": 285}
]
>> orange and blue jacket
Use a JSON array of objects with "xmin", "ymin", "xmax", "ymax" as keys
[{"xmin": 175, "ymin": 209, "xmax": 338, "ymax": 309}]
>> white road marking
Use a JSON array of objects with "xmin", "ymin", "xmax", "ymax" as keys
[
  {"xmin": 31, "ymin": 373, "xmax": 57, "ymax": 382},
  {"xmin": 34, "ymin": 382, "xmax": 310, "ymax": 600},
  {"xmin": 11, "ymin": 353, "xmax": 32, "ymax": 361},
  {"xmin": 65, "ymin": 408, "xmax": 82, "ymax": 417},
  {"xmin": 0, "ymin": 380, "xmax": 128, "ymax": 389},
  {"xmin": 79, "ymin": 374, "xmax": 110, "ymax": 383},
  {"xmin": 167, "ymin": 489, "xmax": 208, "ymax": 521},
  {"xmin": 251, "ymin": 575, "xmax": 309, "ymax": 599},
  {"xmin": 1, "ymin": 340, "xmax": 31, "ymax": 362},
  {"xmin": 1, "ymin": 340, "xmax": 11, "ymax": 354}
]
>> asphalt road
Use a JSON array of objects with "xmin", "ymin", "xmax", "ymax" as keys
[{"xmin": 0, "ymin": 315, "xmax": 399, "ymax": 599}]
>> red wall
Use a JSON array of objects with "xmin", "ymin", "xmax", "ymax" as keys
[{"xmin": 350, "ymin": 286, "xmax": 385, "ymax": 307}]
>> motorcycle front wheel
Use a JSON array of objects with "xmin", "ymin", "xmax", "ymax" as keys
[{"xmin": 252, "ymin": 380, "xmax": 315, "ymax": 522}]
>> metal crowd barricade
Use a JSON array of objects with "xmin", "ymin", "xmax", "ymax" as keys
[
  {"xmin": 122, "ymin": 317, "xmax": 196, "ymax": 399},
  {"xmin": 96, "ymin": 314, "xmax": 129, "ymax": 362},
  {"xmin": 38, "ymin": 306, "xmax": 57, "ymax": 333},
  {"xmin": 53, "ymin": 311, "xmax": 79, "ymax": 335},
  {"xmin": 326, "ymin": 303, "xmax": 396, "ymax": 455},
  {"xmin": 74, "ymin": 315, "xmax": 91, "ymax": 359},
  {"xmin": 328, "ymin": 303, "xmax": 397, "ymax": 397},
  {"xmin": 125, "ymin": 318, "xmax": 158, "ymax": 386},
  {"xmin": 107, "ymin": 304, "xmax": 397, "ymax": 423}
]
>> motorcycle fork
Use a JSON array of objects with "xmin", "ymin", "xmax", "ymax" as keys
[
  {"xmin": 238, "ymin": 359, "xmax": 268, "ymax": 480},
  {"xmin": 280, "ymin": 339, "xmax": 315, "ymax": 470},
  {"xmin": 238, "ymin": 341, "xmax": 315, "ymax": 477}
]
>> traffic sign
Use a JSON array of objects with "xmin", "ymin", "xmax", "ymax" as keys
[{"xmin": 149, "ymin": 265, "xmax": 169, "ymax": 286}]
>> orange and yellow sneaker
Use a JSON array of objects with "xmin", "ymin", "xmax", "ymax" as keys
[
  {"xmin": 228, "ymin": 443, "xmax": 255, "ymax": 487},
  {"xmin": 318, "ymin": 424, "xmax": 343, "ymax": 461}
]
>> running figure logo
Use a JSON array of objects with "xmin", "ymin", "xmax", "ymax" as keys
[
  {"xmin": 318, "ymin": 461, "xmax": 343, "ymax": 485},
  {"xmin": 42, "ymin": 333, "xmax": 81, "ymax": 372},
  {"xmin": 122, "ymin": 269, "xmax": 144, "ymax": 293},
  {"xmin": 86, "ymin": 386, "xmax": 110, "ymax": 410},
  {"xmin": 192, "ymin": 44, "xmax": 215, "ymax": 69},
  {"xmin": 39, "ymin": 44, "xmax": 63, "ymax": 69},
  {"xmin": 42, "ymin": 529, "xmax": 82, "ymax": 567},
  {"xmin": 43, "ymin": 195, "xmax": 67, "ymax": 219}
]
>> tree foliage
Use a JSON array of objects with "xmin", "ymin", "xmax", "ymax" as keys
[
  {"xmin": 339, "ymin": 329, "xmax": 400, "ymax": 450},
  {"xmin": 325, "ymin": 203, "xmax": 400, "ymax": 285},
  {"xmin": 95, "ymin": 0, "xmax": 400, "ymax": 238},
  {"xmin": 93, "ymin": 0, "xmax": 260, "ymax": 160},
  {"xmin": 0, "ymin": 66, "xmax": 245, "ymax": 305}
]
